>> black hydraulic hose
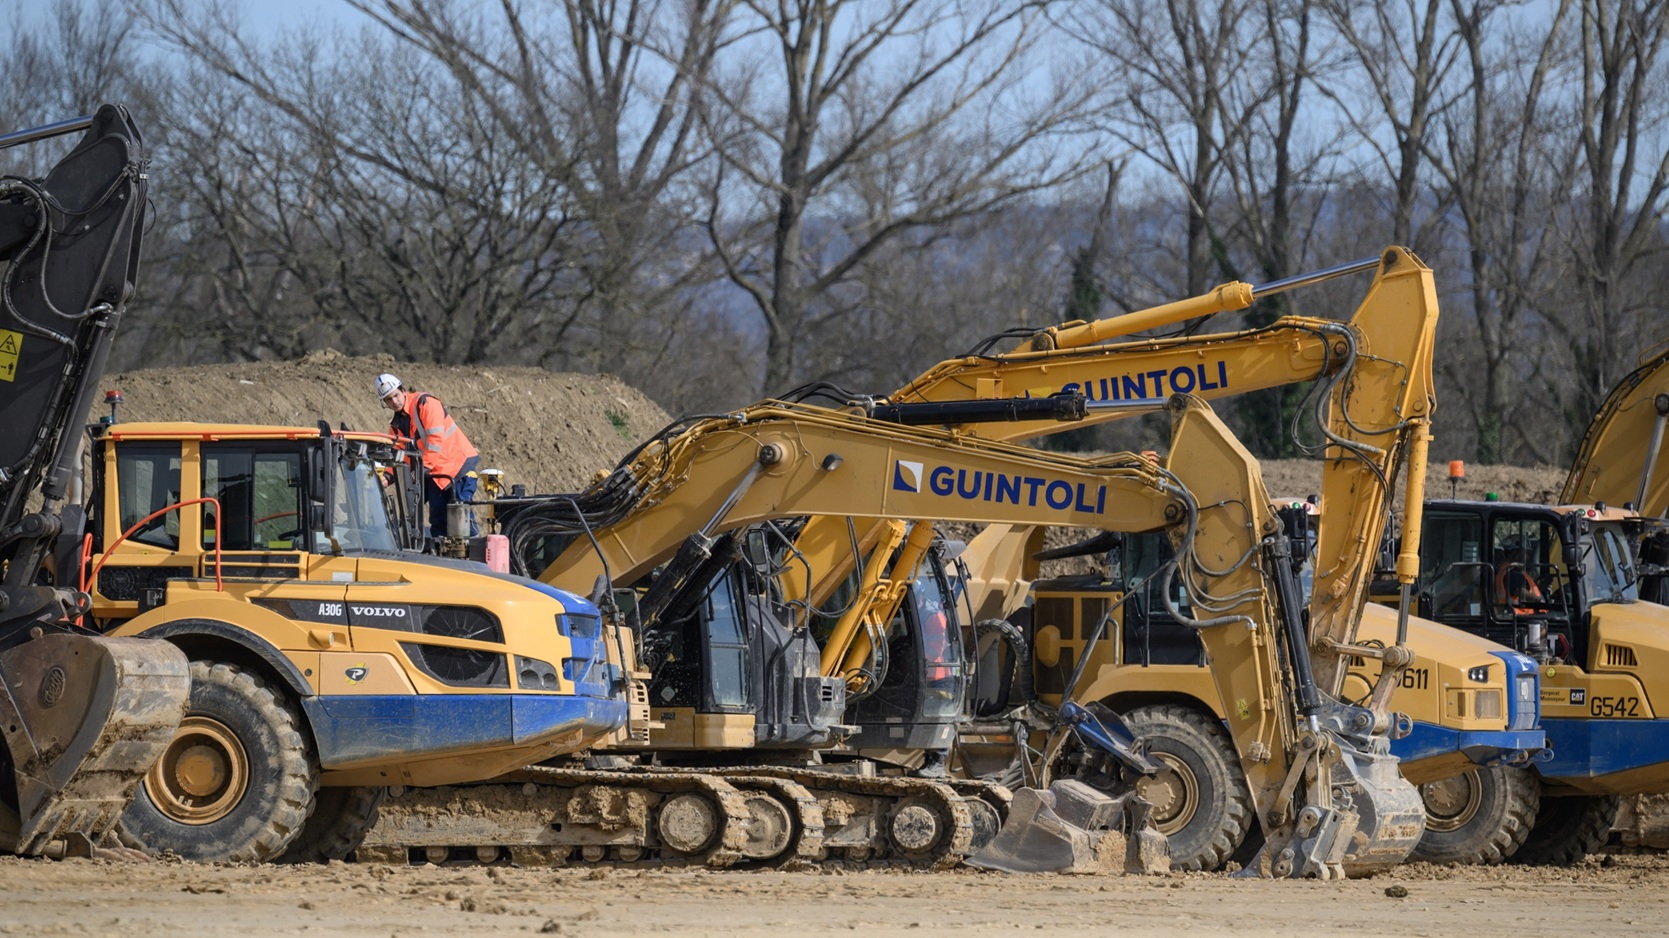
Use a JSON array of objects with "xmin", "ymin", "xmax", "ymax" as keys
[
  {"xmin": 1268, "ymin": 533, "xmax": 1323, "ymax": 719},
  {"xmin": 866, "ymin": 393, "xmax": 1090, "ymax": 425}
]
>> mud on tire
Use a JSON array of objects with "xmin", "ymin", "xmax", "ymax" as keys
[
  {"xmin": 118, "ymin": 660, "xmax": 317, "ymax": 862},
  {"xmin": 1121, "ymin": 703, "xmax": 1251, "ymax": 872},
  {"xmin": 1411, "ymin": 765, "xmax": 1540, "ymax": 864},
  {"xmin": 279, "ymin": 786, "xmax": 386, "ymax": 863},
  {"xmin": 1513, "ymin": 792, "xmax": 1621, "ymax": 866}
]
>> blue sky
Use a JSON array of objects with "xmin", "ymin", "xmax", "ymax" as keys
[{"xmin": 18, "ymin": 0, "xmax": 370, "ymax": 36}]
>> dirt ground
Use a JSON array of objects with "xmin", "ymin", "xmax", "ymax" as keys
[{"xmin": 5, "ymin": 852, "xmax": 1666, "ymax": 937}]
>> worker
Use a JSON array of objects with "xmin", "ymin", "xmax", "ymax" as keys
[
  {"xmin": 1494, "ymin": 542, "xmax": 1545, "ymax": 616},
  {"xmin": 376, "ymin": 372, "xmax": 479, "ymax": 538}
]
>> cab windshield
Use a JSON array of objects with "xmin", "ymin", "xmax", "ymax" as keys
[
  {"xmin": 328, "ymin": 453, "xmax": 401, "ymax": 553},
  {"xmin": 1585, "ymin": 521, "xmax": 1639, "ymax": 605}
]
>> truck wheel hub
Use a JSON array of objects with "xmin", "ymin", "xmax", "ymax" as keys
[
  {"xmin": 146, "ymin": 716, "xmax": 249, "ymax": 824},
  {"xmin": 1134, "ymin": 753, "xmax": 1199, "ymax": 834}
]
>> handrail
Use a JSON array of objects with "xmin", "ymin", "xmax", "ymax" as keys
[{"xmin": 87, "ymin": 498, "xmax": 224, "ymax": 593}]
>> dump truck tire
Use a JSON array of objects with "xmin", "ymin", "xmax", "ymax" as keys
[
  {"xmin": 1410, "ymin": 765, "xmax": 1539, "ymax": 864},
  {"xmin": 1513, "ymin": 792, "xmax": 1620, "ymax": 866},
  {"xmin": 118, "ymin": 661, "xmax": 317, "ymax": 862},
  {"xmin": 278, "ymin": 786, "xmax": 386, "ymax": 863},
  {"xmin": 1121, "ymin": 704, "xmax": 1251, "ymax": 871}
]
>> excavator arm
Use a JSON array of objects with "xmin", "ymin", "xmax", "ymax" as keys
[
  {"xmin": 804, "ymin": 247, "xmax": 1440, "ymax": 726},
  {"xmin": 0, "ymin": 107, "xmax": 189, "ymax": 857},
  {"xmin": 1562, "ymin": 341, "xmax": 1669, "ymax": 516}
]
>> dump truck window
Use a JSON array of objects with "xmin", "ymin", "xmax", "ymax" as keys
[
  {"xmin": 201, "ymin": 446, "xmax": 304, "ymax": 550},
  {"xmin": 115, "ymin": 445, "xmax": 182, "ymax": 548},
  {"xmin": 1422, "ymin": 512, "xmax": 1485, "ymax": 620}
]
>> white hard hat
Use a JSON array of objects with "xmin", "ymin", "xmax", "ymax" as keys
[{"xmin": 375, "ymin": 373, "xmax": 402, "ymax": 399}]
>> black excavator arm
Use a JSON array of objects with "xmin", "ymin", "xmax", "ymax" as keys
[{"xmin": 0, "ymin": 105, "xmax": 188, "ymax": 858}]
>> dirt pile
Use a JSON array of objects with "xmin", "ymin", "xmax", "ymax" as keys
[
  {"xmin": 1258, "ymin": 457, "xmax": 1568, "ymax": 507},
  {"xmin": 101, "ymin": 350, "xmax": 672, "ymax": 494}
]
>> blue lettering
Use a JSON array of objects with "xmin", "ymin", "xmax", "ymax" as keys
[
  {"xmin": 1045, "ymin": 480, "xmax": 1073, "ymax": 509},
  {"xmin": 1105, "ymin": 376, "xmax": 1118, "ymax": 401},
  {"xmin": 1023, "ymin": 477, "xmax": 1046, "ymax": 507},
  {"xmin": 956, "ymin": 469, "xmax": 982, "ymax": 499},
  {"xmin": 1218, "ymin": 361, "xmax": 1229, "ymax": 388},
  {"xmin": 929, "ymin": 466, "xmax": 955, "ymax": 496},
  {"xmin": 983, "ymin": 471, "xmax": 995, "ymax": 501},
  {"xmin": 1147, "ymin": 369, "xmax": 1168, "ymax": 394},
  {"xmin": 1171, "ymin": 366, "xmax": 1196, "ymax": 393},
  {"xmin": 1198, "ymin": 362, "xmax": 1219, "ymax": 391},
  {"xmin": 995, "ymin": 474, "xmax": 1022, "ymax": 505},
  {"xmin": 1096, "ymin": 486, "xmax": 1107, "ymax": 514},
  {"xmin": 1074, "ymin": 483, "xmax": 1095, "ymax": 513},
  {"xmin": 1123, "ymin": 374, "xmax": 1146, "ymax": 399}
]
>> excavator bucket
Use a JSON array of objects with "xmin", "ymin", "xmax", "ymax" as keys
[
  {"xmin": 966, "ymin": 779, "xmax": 1168, "ymax": 874},
  {"xmin": 1335, "ymin": 739, "xmax": 1426, "ymax": 876},
  {"xmin": 0, "ymin": 632, "xmax": 188, "ymax": 856}
]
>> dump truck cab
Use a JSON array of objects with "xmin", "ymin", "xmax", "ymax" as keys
[
  {"xmin": 1417, "ymin": 498, "xmax": 1661, "ymax": 792},
  {"xmin": 89, "ymin": 421, "xmax": 627, "ymax": 861}
]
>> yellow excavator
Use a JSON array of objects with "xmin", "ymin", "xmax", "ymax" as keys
[
  {"xmin": 785, "ymin": 247, "xmax": 1542, "ymax": 869},
  {"xmin": 0, "ymin": 106, "xmax": 192, "ymax": 859},
  {"xmin": 352, "ymin": 392, "xmax": 1421, "ymax": 877}
]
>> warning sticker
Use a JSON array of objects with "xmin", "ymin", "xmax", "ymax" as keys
[{"xmin": 0, "ymin": 329, "xmax": 19, "ymax": 383}]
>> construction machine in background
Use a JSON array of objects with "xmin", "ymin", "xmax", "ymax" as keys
[
  {"xmin": 789, "ymin": 247, "xmax": 1542, "ymax": 869},
  {"xmin": 1370, "ymin": 344, "xmax": 1669, "ymax": 864},
  {"xmin": 356, "ymin": 392, "xmax": 1422, "ymax": 878},
  {"xmin": 0, "ymin": 106, "xmax": 192, "ymax": 859},
  {"xmin": 1562, "ymin": 341, "xmax": 1669, "ymax": 604}
]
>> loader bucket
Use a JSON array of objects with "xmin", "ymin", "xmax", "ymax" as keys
[{"xmin": 0, "ymin": 633, "xmax": 189, "ymax": 856}]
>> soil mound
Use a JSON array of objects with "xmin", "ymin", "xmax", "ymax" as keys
[{"xmin": 101, "ymin": 350, "xmax": 671, "ymax": 494}]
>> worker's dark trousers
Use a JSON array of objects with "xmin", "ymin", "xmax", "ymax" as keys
[{"xmin": 427, "ymin": 454, "xmax": 480, "ymax": 537}]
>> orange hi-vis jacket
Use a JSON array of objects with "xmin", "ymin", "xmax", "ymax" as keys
[
  {"xmin": 391, "ymin": 392, "xmax": 478, "ymax": 490},
  {"xmin": 1494, "ymin": 563, "xmax": 1545, "ymax": 616}
]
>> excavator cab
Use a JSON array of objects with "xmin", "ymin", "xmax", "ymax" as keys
[{"xmin": 840, "ymin": 541, "xmax": 969, "ymax": 762}]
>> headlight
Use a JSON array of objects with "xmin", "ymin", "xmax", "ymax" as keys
[
  {"xmin": 516, "ymin": 654, "xmax": 562, "ymax": 691},
  {"xmin": 1475, "ymin": 690, "xmax": 1503, "ymax": 720},
  {"xmin": 1467, "ymin": 665, "xmax": 1491, "ymax": 683}
]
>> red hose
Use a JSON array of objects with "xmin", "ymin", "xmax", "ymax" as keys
[{"xmin": 88, "ymin": 497, "xmax": 224, "ymax": 594}]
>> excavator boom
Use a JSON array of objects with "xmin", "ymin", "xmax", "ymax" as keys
[
  {"xmin": 0, "ymin": 107, "xmax": 189, "ymax": 856},
  {"xmin": 1562, "ymin": 341, "xmax": 1669, "ymax": 515}
]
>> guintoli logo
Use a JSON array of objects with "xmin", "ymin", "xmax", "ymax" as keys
[
  {"xmin": 351, "ymin": 605, "xmax": 407, "ymax": 618},
  {"xmin": 893, "ymin": 461, "xmax": 1108, "ymax": 515},
  {"xmin": 1053, "ymin": 360, "xmax": 1231, "ymax": 402},
  {"xmin": 893, "ymin": 460, "xmax": 924, "ymax": 493}
]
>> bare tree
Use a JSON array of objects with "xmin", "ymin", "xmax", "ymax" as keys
[
  {"xmin": 700, "ymin": 0, "xmax": 1097, "ymax": 394},
  {"xmin": 1548, "ymin": 0, "xmax": 1669, "ymax": 439},
  {"xmin": 341, "ymin": 0, "xmax": 737, "ymax": 374},
  {"xmin": 1316, "ymin": 0, "xmax": 1466, "ymax": 251},
  {"xmin": 1063, "ymin": 0, "xmax": 1265, "ymax": 298},
  {"xmin": 1425, "ymin": 0, "xmax": 1575, "ymax": 463}
]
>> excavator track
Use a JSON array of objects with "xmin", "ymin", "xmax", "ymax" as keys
[
  {"xmin": 353, "ymin": 764, "xmax": 997, "ymax": 870},
  {"xmin": 357, "ymin": 766, "xmax": 755, "ymax": 867}
]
